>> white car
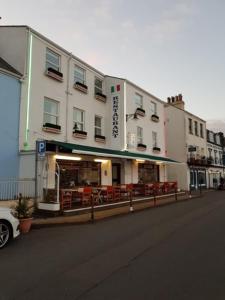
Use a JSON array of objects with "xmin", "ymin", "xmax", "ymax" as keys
[{"xmin": 0, "ymin": 207, "xmax": 20, "ymax": 249}]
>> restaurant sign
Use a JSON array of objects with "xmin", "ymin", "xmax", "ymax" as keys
[{"xmin": 111, "ymin": 84, "xmax": 120, "ymax": 139}]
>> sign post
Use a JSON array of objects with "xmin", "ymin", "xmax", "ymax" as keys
[{"xmin": 35, "ymin": 141, "xmax": 46, "ymax": 202}]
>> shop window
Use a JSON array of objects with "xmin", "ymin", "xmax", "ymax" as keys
[
  {"xmin": 73, "ymin": 108, "xmax": 85, "ymax": 131},
  {"xmin": 138, "ymin": 163, "xmax": 159, "ymax": 183}
]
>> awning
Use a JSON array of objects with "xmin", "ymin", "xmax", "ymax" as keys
[{"xmin": 48, "ymin": 140, "xmax": 179, "ymax": 164}]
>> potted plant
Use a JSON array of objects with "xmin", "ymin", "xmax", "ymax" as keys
[{"xmin": 14, "ymin": 195, "xmax": 33, "ymax": 233}]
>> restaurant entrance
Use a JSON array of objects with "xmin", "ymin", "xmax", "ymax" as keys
[{"xmin": 112, "ymin": 163, "xmax": 121, "ymax": 185}]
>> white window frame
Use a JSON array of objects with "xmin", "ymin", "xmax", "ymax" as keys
[
  {"xmin": 95, "ymin": 77, "xmax": 103, "ymax": 95},
  {"xmin": 135, "ymin": 93, "xmax": 143, "ymax": 109},
  {"xmin": 150, "ymin": 101, "xmax": 157, "ymax": 115},
  {"xmin": 73, "ymin": 108, "xmax": 85, "ymax": 131},
  {"xmin": 194, "ymin": 121, "xmax": 198, "ymax": 136},
  {"xmin": 137, "ymin": 126, "xmax": 143, "ymax": 144},
  {"xmin": 43, "ymin": 97, "xmax": 59, "ymax": 125},
  {"xmin": 200, "ymin": 123, "xmax": 204, "ymax": 138},
  {"xmin": 95, "ymin": 115, "xmax": 103, "ymax": 136},
  {"xmin": 74, "ymin": 65, "xmax": 86, "ymax": 85},
  {"xmin": 46, "ymin": 48, "xmax": 60, "ymax": 71},
  {"xmin": 152, "ymin": 131, "xmax": 157, "ymax": 147},
  {"xmin": 188, "ymin": 118, "xmax": 193, "ymax": 134}
]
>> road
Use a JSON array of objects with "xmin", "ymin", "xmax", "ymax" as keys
[{"xmin": 1, "ymin": 191, "xmax": 225, "ymax": 300}]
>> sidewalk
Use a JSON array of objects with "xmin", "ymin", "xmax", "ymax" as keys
[{"xmin": 32, "ymin": 190, "xmax": 206, "ymax": 228}]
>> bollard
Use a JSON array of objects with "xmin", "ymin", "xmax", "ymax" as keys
[
  {"xmin": 153, "ymin": 191, "xmax": 156, "ymax": 207},
  {"xmin": 129, "ymin": 190, "xmax": 133, "ymax": 212}
]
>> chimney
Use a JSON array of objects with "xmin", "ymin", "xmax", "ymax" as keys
[{"xmin": 167, "ymin": 93, "xmax": 185, "ymax": 110}]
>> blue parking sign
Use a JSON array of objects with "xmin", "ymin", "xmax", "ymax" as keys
[{"xmin": 37, "ymin": 140, "xmax": 46, "ymax": 158}]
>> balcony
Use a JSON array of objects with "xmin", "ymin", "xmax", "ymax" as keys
[
  {"xmin": 42, "ymin": 123, "xmax": 61, "ymax": 134},
  {"xmin": 187, "ymin": 156, "xmax": 210, "ymax": 166},
  {"xmin": 74, "ymin": 81, "xmax": 88, "ymax": 94},
  {"xmin": 45, "ymin": 68, "xmax": 63, "ymax": 82},
  {"xmin": 95, "ymin": 92, "xmax": 107, "ymax": 103}
]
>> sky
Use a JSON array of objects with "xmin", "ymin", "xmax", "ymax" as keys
[{"xmin": 1, "ymin": 0, "xmax": 225, "ymax": 122}]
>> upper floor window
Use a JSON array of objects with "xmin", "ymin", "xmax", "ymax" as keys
[
  {"xmin": 150, "ymin": 101, "xmax": 157, "ymax": 115},
  {"xmin": 188, "ymin": 118, "xmax": 193, "ymax": 134},
  {"xmin": 135, "ymin": 93, "xmax": 143, "ymax": 109},
  {"xmin": 137, "ymin": 126, "xmax": 143, "ymax": 144},
  {"xmin": 200, "ymin": 123, "xmax": 204, "ymax": 138},
  {"xmin": 74, "ymin": 65, "xmax": 86, "ymax": 85},
  {"xmin": 194, "ymin": 121, "xmax": 198, "ymax": 136},
  {"xmin": 152, "ymin": 131, "xmax": 157, "ymax": 147},
  {"xmin": 95, "ymin": 78, "xmax": 103, "ymax": 95},
  {"xmin": 73, "ymin": 108, "xmax": 85, "ymax": 131},
  {"xmin": 46, "ymin": 48, "xmax": 60, "ymax": 71},
  {"xmin": 44, "ymin": 98, "xmax": 59, "ymax": 125},
  {"xmin": 95, "ymin": 115, "xmax": 102, "ymax": 136}
]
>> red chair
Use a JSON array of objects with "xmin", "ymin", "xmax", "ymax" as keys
[
  {"xmin": 113, "ymin": 186, "xmax": 121, "ymax": 202},
  {"xmin": 60, "ymin": 190, "xmax": 72, "ymax": 210},
  {"xmin": 81, "ymin": 187, "xmax": 92, "ymax": 206},
  {"xmin": 145, "ymin": 183, "xmax": 154, "ymax": 196},
  {"xmin": 102, "ymin": 186, "xmax": 113, "ymax": 202}
]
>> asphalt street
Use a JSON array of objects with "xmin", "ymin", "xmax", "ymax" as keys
[{"xmin": 1, "ymin": 191, "xmax": 225, "ymax": 300}]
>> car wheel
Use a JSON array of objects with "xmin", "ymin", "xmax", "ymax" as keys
[{"xmin": 0, "ymin": 221, "xmax": 11, "ymax": 249}]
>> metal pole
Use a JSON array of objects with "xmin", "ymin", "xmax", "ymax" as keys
[
  {"xmin": 129, "ymin": 189, "xmax": 133, "ymax": 212},
  {"xmin": 35, "ymin": 141, "xmax": 38, "ymax": 204},
  {"xmin": 55, "ymin": 162, "xmax": 60, "ymax": 204},
  {"xmin": 91, "ymin": 193, "xmax": 94, "ymax": 222}
]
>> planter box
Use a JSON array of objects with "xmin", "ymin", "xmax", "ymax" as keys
[
  {"xmin": 136, "ymin": 107, "xmax": 146, "ymax": 117},
  {"xmin": 38, "ymin": 202, "xmax": 60, "ymax": 211},
  {"xmin": 151, "ymin": 114, "xmax": 159, "ymax": 122},
  {"xmin": 95, "ymin": 93, "xmax": 107, "ymax": 103},
  {"xmin": 45, "ymin": 67, "xmax": 63, "ymax": 82},
  {"xmin": 73, "ymin": 130, "xmax": 87, "ymax": 139},
  {"xmin": 153, "ymin": 147, "xmax": 161, "ymax": 153},
  {"xmin": 137, "ymin": 143, "xmax": 147, "ymax": 151},
  {"xmin": 43, "ymin": 123, "xmax": 61, "ymax": 134},
  {"xmin": 95, "ymin": 134, "xmax": 106, "ymax": 143},
  {"xmin": 74, "ymin": 81, "xmax": 88, "ymax": 94}
]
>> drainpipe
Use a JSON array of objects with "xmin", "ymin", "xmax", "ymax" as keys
[{"xmin": 65, "ymin": 53, "xmax": 73, "ymax": 142}]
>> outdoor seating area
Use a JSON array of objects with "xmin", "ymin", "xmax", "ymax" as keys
[{"xmin": 59, "ymin": 181, "xmax": 178, "ymax": 210}]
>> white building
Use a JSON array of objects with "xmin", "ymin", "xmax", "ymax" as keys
[
  {"xmin": 0, "ymin": 25, "xmax": 176, "ymax": 201},
  {"xmin": 165, "ymin": 95, "xmax": 208, "ymax": 190},
  {"xmin": 206, "ymin": 130, "xmax": 225, "ymax": 188}
]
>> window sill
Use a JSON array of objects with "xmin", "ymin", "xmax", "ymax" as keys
[
  {"xmin": 95, "ymin": 135, "xmax": 106, "ymax": 143},
  {"xmin": 73, "ymin": 131, "xmax": 87, "ymax": 139},
  {"xmin": 137, "ymin": 143, "xmax": 147, "ymax": 151},
  {"xmin": 74, "ymin": 82, "xmax": 88, "ymax": 94},
  {"xmin": 42, "ymin": 126, "xmax": 61, "ymax": 134},
  {"xmin": 153, "ymin": 147, "xmax": 161, "ymax": 153},
  {"xmin": 45, "ymin": 69, "xmax": 63, "ymax": 82},
  {"xmin": 95, "ymin": 93, "xmax": 107, "ymax": 103},
  {"xmin": 151, "ymin": 114, "xmax": 159, "ymax": 122}
]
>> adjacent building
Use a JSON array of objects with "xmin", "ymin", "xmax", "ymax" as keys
[
  {"xmin": 165, "ymin": 95, "xmax": 208, "ymax": 190},
  {"xmin": 0, "ymin": 57, "xmax": 21, "ymax": 178}
]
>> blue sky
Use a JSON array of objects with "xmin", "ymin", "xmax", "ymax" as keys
[{"xmin": 1, "ymin": 0, "xmax": 225, "ymax": 121}]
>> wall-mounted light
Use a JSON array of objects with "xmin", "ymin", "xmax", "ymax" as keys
[
  {"xmin": 126, "ymin": 111, "xmax": 139, "ymax": 122},
  {"xmin": 94, "ymin": 158, "xmax": 108, "ymax": 163},
  {"xmin": 136, "ymin": 159, "xmax": 145, "ymax": 163},
  {"xmin": 55, "ymin": 155, "xmax": 82, "ymax": 161}
]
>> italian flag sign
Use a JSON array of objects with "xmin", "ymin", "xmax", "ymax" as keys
[{"xmin": 111, "ymin": 84, "xmax": 120, "ymax": 93}]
